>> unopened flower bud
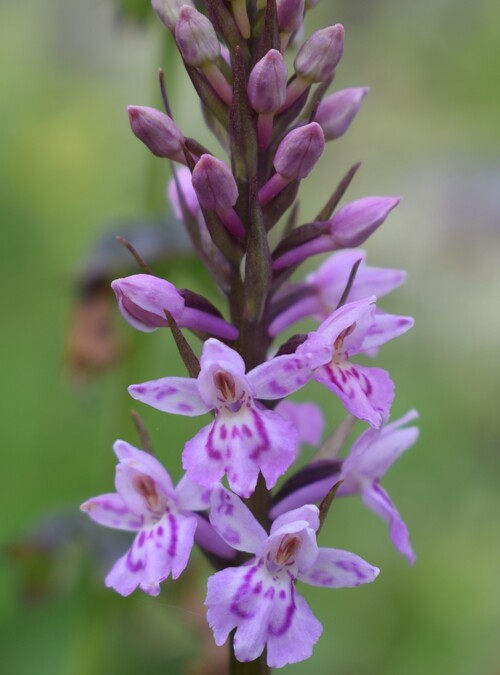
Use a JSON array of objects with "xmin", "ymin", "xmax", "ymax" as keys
[
  {"xmin": 259, "ymin": 122, "xmax": 325, "ymax": 205},
  {"xmin": 112, "ymin": 274, "xmax": 239, "ymax": 339},
  {"xmin": 192, "ymin": 155, "xmax": 244, "ymax": 238},
  {"xmin": 277, "ymin": 0, "xmax": 305, "ymax": 34},
  {"xmin": 128, "ymin": 106, "xmax": 184, "ymax": 161},
  {"xmin": 112, "ymin": 275, "xmax": 185, "ymax": 332},
  {"xmin": 275, "ymin": 122, "xmax": 325, "ymax": 179},
  {"xmin": 228, "ymin": 0, "xmax": 251, "ymax": 39},
  {"xmin": 175, "ymin": 6, "xmax": 220, "ymax": 66},
  {"xmin": 294, "ymin": 24, "xmax": 344, "ymax": 83},
  {"xmin": 315, "ymin": 88, "xmax": 369, "ymax": 140},
  {"xmin": 273, "ymin": 196, "xmax": 400, "ymax": 269},
  {"xmin": 248, "ymin": 50, "xmax": 288, "ymax": 149},
  {"xmin": 329, "ymin": 196, "xmax": 400, "ymax": 247},
  {"xmin": 151, "ymin": 0, "xmax": 195, "ymax": 31},
  {"xmin": 248, "ymin": 50, "xmax": 288, "ymax": 115}
]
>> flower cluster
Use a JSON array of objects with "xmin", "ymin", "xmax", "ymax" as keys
[{"xmin": 82, "ymin": 1, "xmax": 418, "ymax": 669}]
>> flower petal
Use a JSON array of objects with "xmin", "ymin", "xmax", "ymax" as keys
[
  {"xmin": 274, "ymin": 400, "xmax": 325, "ymax": 447},
  {"xmin": 265, "ymin": 591, "xmax": 323, "ymax": 669},
  {"xmin": 271, "ymin": 505, "xmax": 320, "ymax": 535},
  {"xmin": 247, "ymin": 354, "xmax": 312, "ymax": 400},
  {"xmin": 128, "ymin": 377, "xmax": 209, "ymax": 416},
  {"xmin": 182, "ymin": 422, "xmax": 226, "ymax": 489},
  {"xmin": 298, "ymin": 547, "xmax": 380, "ymax": 587},
  {"xmin": 362, "ymin": 483, "xmax": 415, "ymax": 564},
  {"xmin": 209, "ymin": 484, "xmax": 267, "ymax": 553},
  {"xmin": 314, "ymin": 297, "xmax": 376, "ymax": 355},
  {"xmin": 80, "ymin": 493, "xmax": 144, "ymax": 531},
  {"xmin": 175, "ymin": 474, "xmax": 211, "ymax": 511},
  {"xmin": 200, "ymin": 338, "xmax": 246, "ymax": 374},
  {"xmin": 113, "ymin": 440, "xmax": 174, "ymax": 496},
  {"xmin": 192, "ymin": 513, "xmax": 237, "ymax": 559},
  {"xmin": 105, "ymin": 512, "xmax": 197, "ymax": 595},
  {"xmin": 314, "ymin": 362, "xmax": 394, "ymax": 428},
  {"xmin": 361, "ymin": 311, "xmax": 414, "ymax": 353}
]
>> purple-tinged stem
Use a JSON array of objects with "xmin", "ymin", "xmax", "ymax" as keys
[{"xmin": 257, "ymin": 112, "xmax": 275, "ymax": 150}]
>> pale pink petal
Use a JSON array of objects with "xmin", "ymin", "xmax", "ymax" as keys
[
  {"xmin": 175, "ymin": 474, "xmax": 211, "ymax": 511},
  {"xmin": 361, "ymin": 312, "xmax": 414, "ymax": 353},
  {"xmin": 269, "ymin": 474, "xmax": 338, "ymax": 520},
  {"xmin": 247, "ymin": 354, "xmax": 312, "ymax": 400},
  {"xmin": 80, "ymin": 493, "xmax": 144, "ymax": 531},
  {"xmin": 314, "ymin": 362, "xmax": 394, "ymax": 428},
  {"xmin": 250, "ymin": 408, "xmax": 298, "ymax": 493},
  {"xmin": 197, "ymin": 361, "xmax": 252, "ymax": 411},
  {"xmin": 182, "ymin": 422, "xmax": 226, "ymax": 489},
  {"xmin": 270, "ymin": 505, "xmax": 320, "ymax": 535},
  {"xmin": 362, "ymin": 484, "xmax": 416, "ymax": 564},
  {"xmin": 114, "ymin": 461, "xmax": 171, "ymax": 517},
  {"xmin": 128, "ymin": 377, "xmax": 209, "ymax": 416},
  {"xmin": 274, "ymin": 400, "xmax": 325, "ymax": 446},
  {"xmin": 210, "ymin": 484, "xmax": 267, "ymax": 553},
  {"xmin": 299, "ymin": 547, "xmax": 380, "ymax": 587},
  {"xmin": 200, "ymin": 338, "xmax": 246, "ymax": 374},
  {"xmin": 113, "ymin": 440, "xmax": 174, "ymax": 495},
  {"xmin": 265, "ymin": 591, "xmax": 323, "ymax": 669},
  {"xmin": 314, "ymin": 297, "xmax": 376, "ymax": 355}
]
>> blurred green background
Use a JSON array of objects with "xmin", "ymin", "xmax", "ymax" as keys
[{"xmin": 1, "ymin": 0, "xmax": 499, "ymax": 673}]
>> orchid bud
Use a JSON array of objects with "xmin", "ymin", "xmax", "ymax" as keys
[
  {"xmin": 275, "ymin": 122, "xmax": 325, "ymax": 179},
  {"xmin": 175, "ymin": 6, "xmax": 220, "ymax": 67},
  {"xmin": 259, "ymin": 122, "xmax": 325, "ymax": 205},
  {"xmin": 248, "ymin": 50, "xmax": 288, "ymax": 150},
  {"xmin": 127, "ymin": 106, "xmax": 185, "ymax": 161},
  {"xmin": 192, "ymin": 155, "xmax": 244, "ymax": 238},
  {"xmin": 277, "ymin": 0, "xmax": 305, "ymax": 34},
  {"xmin": 248, "ymin": 50, "xmax": 288, "ymax": 115},
  {"xmin": 112, "ymin": 274, "xmax": 185, "ymax": 332},
  {"xmin": 151, "ymin": 0, "xmax": 195, "ymax": 32},
  {"xmin": 329, "ymin": 196, "xmax": 401, "ymax": 247},
  {"xmin": 294, "ymin": 24, "xmax": 344, "ymax": 83},
  {"xmin": 315, "ymin": 88, "xmax": 369, "ymax": 140},
  {"xmin": 228, "ymin": 0, "xmax": 251, "ymax": 39},
  {"xmin": 112, "ymin": 274, "xmax": 239, "ymax": 339},
  {"xmin": 273, "ymin": 197, "xmax": 400, "ymax": 269}
]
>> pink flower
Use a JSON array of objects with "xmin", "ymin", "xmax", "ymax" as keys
[
  {"xmin": 206, "ymin": 485, "xmax": 379, "ymax": 668},
  {"xmin": 129, "ymin": 339, "xmax": 312, "ymax": 497}
]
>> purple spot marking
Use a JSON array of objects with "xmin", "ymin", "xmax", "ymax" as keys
[
  {"xmin": 223, "ymin": 526, "xmax": 241, "ymax": 545},
  {"xmin": 397, "ymin": 318, "xmax": 410, "ymax": 327},
  {"xmin": 126, "ymin": 548, "xmax": 143, "ymax": 573},
  {"xmin": 268, "ymin": 582, "xmax": 295, "ymax": 636},
  {"xmin": 167, "ymin": 513, "xmax": 178, "ymax": 558},
  {"xmin": 102, "ymin": 500, "xmax": 128, "ymax": 515},
  {"xmin": 155, "ymin": 386, "xmax": 178, "ymax": 401},
  {"xmin": 230, "ymin": 565, "xmax": 260, "ymax": 619},
  {"xmin": 335, "ymin": 559, "xmax": 366, "ymax": 581},
  {"xmin": 361, "ymin": 373, "xmax": 373, "ymax": 397},
  {"xmin": 133, "ymin": 386, "xmax": 146, "ymax": 395},
  {"xmin": 253, "ymin": 581, "xmax": 263, "ymax": 595},
  {"xmin": 242, "ymin": 424, "xmax": 252, "ymax": 438},
  {"xmin": 264, "ymin": 586, "xmax": 275, "ymax": 600},
  {"xmin": 219, "ymin": 424, "xmax": 227, "ymax": 440},
  {"xmin": 279, "ymin": 589, "xmax": 286, "ymax": 599},
  {"xmin": 268, "ymin": 380, "xmax": 288, "ymax": 396},
  {"xmin": 206, "ymin": 423, "xmax": 223, "ymax": 461},
  {"xmin": 137, "ymin": 531, "xmax": 146, "ymax": 548},
  {"xmin": 248, "ymin": 408, "xmax": 271, "ymax": 461},
  {"xmin": 178, "ymin": 402, "xmax": 194, "ymax": 412},
  {"xmin": 157, "ymin": 525, "xmax": 164, "ymax": 537}
]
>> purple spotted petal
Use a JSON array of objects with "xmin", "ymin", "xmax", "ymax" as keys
[
  {"xmin": 362, "ymin": 484, "xmax": 415, "ymax": 564},
  {"xmin": 361, "ymin": 312, "xmax": 414, "ymax": 353},
  {"xmin": 183, "ymin": 407, "xmax": 298, "ymax": 498},
  {"xmin": 275, "ymin": 400, "xmax": 325, "ymax": 446},
  {"xmin": 314, "ymin": 362, "xmax": 394, "ymax": 428},
  {"xmin": 200, "ymin": 338, "xmax": 246, "ymax": 374},
  {"xmin": 128, "ymin": 377, "xmax": 209, "ymax": 416},
  {"xmin": 80, "ymin": 493, "xmax": 144, "ymax": 531},
  {"xmin": 298, "ymin": 547, "xmax": 380, "ymax": 587},
  {"xmin": 209, "ymin": 485, "xmax": 267, "ymax": 553},
  {"xmin": 314, "ymin": 297, "xmax": 376, "ymax": 356},
  {"xmin": 205, "ymin": 565, "xmax": 322, "ymax": 668},
  {"xmin": 247, "ymin": 354, "xmax": 312, "ymax": 400},
  {"xmin": 105, "ymin": 512, "xmax": 197, "ymax": 596},
  {"xmin": 175, "ymin": 474, "xmax": 211, "ymax": 511}
]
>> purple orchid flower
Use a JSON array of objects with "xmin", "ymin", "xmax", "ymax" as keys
[
  {"xmin": 129, "ymin": 339, "xmax": 312, "ymax": 498},
  {"xmin": 80, "ymin": 440, "xmax": 227, "ymax": 596},
  {"xmin": 269, "ymin": 249, "xmax": 406, "ymax": 336},
  {"xmin": 271, "ymin": 411, "xmax": 419, "ymax": 564},
  {"xmin": 297, "ymin": 297, "xmax": 413, "ymax": 428},
  {"xmin": 206, "ymin": 485, "xmax": 379, "ymax": 668},
  {"xmin": 275, "ymin": 399, "xmax": 325, "ymax": 447}
]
